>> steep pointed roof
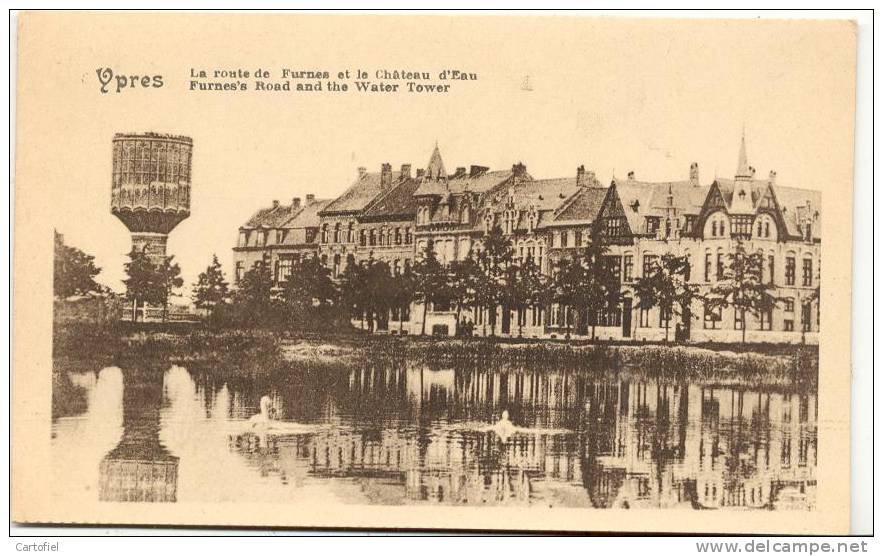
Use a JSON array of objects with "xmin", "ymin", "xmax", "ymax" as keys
[
  {"xmin": 426, "ymin": 142, "xmax": 447, "ymax": 181},
  {"xmin": 735, "ymin": 129, "xmax": 751, "ymax": 179}
]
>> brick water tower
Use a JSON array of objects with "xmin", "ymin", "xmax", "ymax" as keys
[{"xmin": 110, "ymin": 132, "xmax": 193, "ymax": 263}]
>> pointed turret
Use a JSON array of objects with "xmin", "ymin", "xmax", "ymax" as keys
[
  {"xmin": 425, "ymin": 142, "xmax": 447, "ymax": 181},
  {"xmin": 735, "ymin": 128, "xmax": 751, "ymax": 179}
]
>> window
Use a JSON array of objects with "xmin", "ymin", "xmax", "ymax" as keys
[
  {"xmin": 684, "ymin": 255, "xmax": 692, "ymax": 282},
  {"xmin": 623, "ymin": 255, "xmax": 634, "ymax": 283},
  {"xmin": 734, "ymin": 311, "xmax": 744, "ymax": 330},
  {"xmin": 784, "ymin": 319, "xmax": 794, "ymax": 332},
  {"xmin": 785, "ymin": 256, "xmax": 796, "ymax": 286},
  {"xmin": 606, "ymin": 255, "xmax": 621, "ymax": 283},
  {"xmin": 716, "ymin": 251, "xmax": 725, "ymax": 281},
  {"xmin": 643, "ymin": 254, "xmax": 657, "ymax": 278},
  {"xmin": 768, "ymin": 255, "xmax": 775, "ymax": 285},
  {"xmin": 531, "ymin": 305, "xmax": 543, "ymax": 327},
  {"xmin": 235, "ymin": 261, "xmax": 245, "ymax": 283},
  {"xmin": 802, "ymin": 257, "xmax": 813, "ymax": 287},
  {"xmin": 784, "ymin": 297, "xmax": 795, "ymax": 312},
  {"xmin": 395, "ymin": 228, "xmax": 402, "ymax": 245},
  {"xmin": 369, "ymin": 229, "xmax": 376, "ymax": 246},
  {"xmin": 639, "ymin": 307, "xmax": 650, "ymax": 328},
  {"xmin": 646, "ymin": 217, "xmax": 659, "ymax": 235},
  {"xmin": 321, "ymin": 225, "xmax": 328, "ymax": 244},
  {"xmin": 347, "ymin": 224, "xmax": 354, "ymax": 243},
  {"xmin": 605, "ymin": 218, "xmax": 621, "ymax": 237},
  {"xmin": 359, "ymin": 230, "xmax": 366, "ymax": 247},
  {"xmin": 404, "ymin": 228, "xmax": 412, "ymax": 244},
  {"xmin": 333, "ymin": 224, "xmax": 340, "ymax": 244},
  {"xmin": 704, "ymin": 252, "xmax": 712, "ymax": 282},
  {"xmin": 238, "ymin": 231, "xmax": 247, "ymax": 247},
  {"xmin": 561, "ymin": 231, "xmax": 569, "ymax": 248},
  {"xmin": 278, "ymin": 258, "xmax": 294, "ymax": 282},
  {"xmin": 659, "ymin": 306, "xmax": 671, "ymax": 327},
  {"xmin": 759, "ymin": 309, "xmax": 773, "ymax": 331},
  {"xmin": 703, "ymin": 301, "xmax": 721, "ymax": 329},
  {"xmin": 801, "ymin": 302, "xmax": 812, "ymax": 332}
]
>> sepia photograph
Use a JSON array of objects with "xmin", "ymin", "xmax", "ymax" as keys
[{"xmin": 10, "ymin": 9, "xmax": 872, "ymax": 540}]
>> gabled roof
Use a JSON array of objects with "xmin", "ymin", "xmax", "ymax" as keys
[
  {"xmin": 242, "ymin": 197, "xmax": 332, "ymax": 231},
  {"xmin": 414, "ymin": 169, "xmax": 515, "ymax": 196},
  {"xmin": 771, "ymin": 185, "xmax": 822, "ymax": 239},
  {"xmin": 549, "ymin": 186, "xmax": 609, "ymax": 226},
  {"xmin": 242, "ymin": 202, "xmax": 302, "ymax": 229},
  {"xmin": 361, "ymin": 177, "xmax": 421, "ymax": 221},
  {"xmin": 321, "ymin": 170, "xmax": 404, "ymax": 215},
  {"xmin": 281, "ymin": 198, "xmax": 333, "ymax": 229}
]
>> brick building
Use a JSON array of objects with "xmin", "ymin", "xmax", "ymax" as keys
[{"xmin": 233, "ymin": 135, "xmax": 820, "ymax": 343}]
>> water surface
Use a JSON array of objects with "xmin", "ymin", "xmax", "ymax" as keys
[{"xmin": 51, "ymin": 358, "xmax": 817, "ymax": 510}]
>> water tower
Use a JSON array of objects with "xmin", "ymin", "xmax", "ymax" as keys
[{"xmin": 110, "ymin": 132, "xmax": 193, "ymax": 263}]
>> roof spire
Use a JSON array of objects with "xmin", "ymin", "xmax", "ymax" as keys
[
  {"xmin": 426, "ymin": 142, "xmax": 447, "ymax": 181},
  {"xmin": 736, "ymin": 126, "xmax": 751, "ymax": 178}
]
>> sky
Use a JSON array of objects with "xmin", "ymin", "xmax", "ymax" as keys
[{"xmin": 17, "ymin": 13, "xmax": 857, "ymax": 298}]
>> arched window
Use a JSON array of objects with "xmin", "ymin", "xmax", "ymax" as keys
[{"xmin": 347, "ymin": 223, "xmax": 355, "ymax": 243}]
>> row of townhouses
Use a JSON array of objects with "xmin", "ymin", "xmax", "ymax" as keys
[{"xmin": 233, "ymin": 135, "xmax": 821, "ymax": 343}]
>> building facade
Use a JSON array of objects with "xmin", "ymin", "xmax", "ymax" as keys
[{"xmin": 233, "ymin": 136, "xmax": 821, "ymax": 343}]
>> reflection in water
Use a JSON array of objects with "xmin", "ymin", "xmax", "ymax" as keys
[
  {"xmin": 98, "ymin": 366, "xmax": 178, "ymax": 502},
  {"xmin": 52, "ymin": 360, "xmax": 817, "ymax": 509}
]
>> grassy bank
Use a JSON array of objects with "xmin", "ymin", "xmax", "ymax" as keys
[{"xmin": 53, "ymin": 322, "xmax": 817, "ymax": 388}]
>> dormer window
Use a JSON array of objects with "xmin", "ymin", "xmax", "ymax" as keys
[{"xmin": 630, "ymin": 200, "xmax": 640, "ymax": 212}]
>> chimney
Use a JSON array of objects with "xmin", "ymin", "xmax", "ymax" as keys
[
  {"xmin": 272, "ymin": 199, "xmax": 280, "ymax": 208},
  {"xmin": 469, "ymin": 165, "xmax": 488, "ymax": 178},
  {"xmin": 627, "ymin": 171, "xmax": 635, "ymax": 181},
  {"xmin": 357, "ymin": 166, "xmax": 367, "ymax": 179},
  {"xmin": 380, "ymin": 163, "xmax": 392, "ymax": 189},
  {"xmin": 292, "ymin": 197, "xmax": 301, "ymax": 210},
  {"xmin": 400, "ymin": 163, "xmax": 412, "ymax": 179},
  {"xmin": 690, "ymin": 162, "xmax": 699, "ymax": 185},
  {"xmin": 416, "ymin": 168, "xmax": 425, "ymax": 178},
  {"xmin": 512, "ymin": 162, "xmax": 526, "ymax": 177},
  {"xmin": 768, "ymin": 170, "xmax": 777, "ymax": 184},
  {"xmin": 306, "ymin": 193, "xmax": 315, "ymax": 203},
  {"xmin": 576, "ymin": 165, "xmax": 586, "ymax": 187},
  {"xmin": 453, "ymin": 166, "xmax": 467, "ymax": 178}
]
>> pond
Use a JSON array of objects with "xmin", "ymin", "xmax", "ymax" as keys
[{"xmin": 51, "ymin": 358, "xmax": 817, "ymax": 510}]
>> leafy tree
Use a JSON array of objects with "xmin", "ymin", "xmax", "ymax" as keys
[
  {"xmin": 707, "ymin": 241, "xmax": 780, "ymax": 343},
  {"xmin": 122, "ymin": 248, "xmax": 163, "ymax": 322},
  {"xmin": 338, "ymin": 255, "xmax": 369, "ymax": 327},
  {"xmin": 156, "ymin": 256, "xmax": 184, "ymax": 322},
  {"xmin": 474, "ymin": 226, "xmax": 513, "ymax": 336},
  {"xmin": 505, "ymin": 257, "xmax": 545, "ymax": 337},
  {"xmin": 633, "ymin": 253, "xmax": 695, "ymax": 342},
  {"xmin": 412, "ymin": 242, "xmax": 447, "ymax": 336},
  {"xmin": 551, "ymin": 255, "xmax": 584, "ymax": 340},
  {"xmin": 54, "ymin": 231, "xmax": 102, "ymax": 298},
  {"xmin": 280, "ymin": 255, "xmax": 339, "ymax": 328},
  {"xmin": 578, "ymin": 241, "xmax": 618, "ymax": 341},
  {"xmin": 192, "ymin": 254, "xmax": 229, "ymax": 314},
  {"xmin": 390, "ymin": 262, "xmax": 415, "ymax": 333},
  {"xmin": 448, "ymin": 255, "xmax": 480, "ymax": 336},
  {"xmin": 231, "ymin": 263, "xmax": 276, "ymax": 327},
  {"xmin": 363, "ymin": 259, "xmax": 396, "ymax": 331}
]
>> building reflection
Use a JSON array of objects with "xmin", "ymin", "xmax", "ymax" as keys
[
  {"xmin": 98, "ymin": 366, "xmax": 179, "ymax": 503},
  {"xmin": 224, "ymin": 364, "xmax": 816, "ymax": 509}
]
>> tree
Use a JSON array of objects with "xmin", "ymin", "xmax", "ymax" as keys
[
  {"xmin": 412, "ymin": 242, "xmax": 447, "ymax": 336},
  {"xmin": 231, "ymin": 263, "xmax": 275, "ymax": 327},
  {"xmin": 578, "ymin": 241, "xmax": 618, "ymax": 341},
  {"xmin": 54, "ymin": 231, "xmax": 102, "ymax": 298},
  {"xmin": 338, "ymin": 255, "xmax": 369, "ymax": 328},
  {"xmin": 448, "ymin": 255, "xmax": 480, "ymax": 336},
  {"xmin": 505, "ymin": 257, "xmax": 544, "ymax": 337},
  {"xmin": 474, "ymin": 226, "xmax": 513, "ymax": 336},
  {"xmin": 280, "ymin": 255, "xmax": 339, "ymax": 329},
  {"xmin": 363, "ymin": 259, "xmax": 396, "ymax": 332},
  {"xmin": 122, "ymin": 248, "xmax": 163, "ymax": 322},
  {"xmin": 551, "ymin": 255, "xmax": 584, "ymax": 340},
  {"xmin": 707, "ymin": 241, "xmax": 780, "ymax": 343},
  {"xmin": 633, "ymin": 253, "xmax": 694, "ymax": 342},
  {"xmin": 390, "ymin": 262, "xmax": 416, "ymax": 333},
  {"xmin": 156, "ymin": 256, "xmax": 184, "ymax": 321},
  {"xmin": 192, "ymin": 254, "xmax": 229, "ymax": 314}
]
